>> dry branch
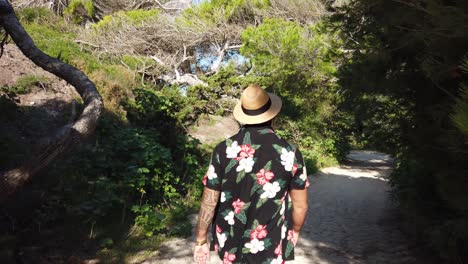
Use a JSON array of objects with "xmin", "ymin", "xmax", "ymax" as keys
[{"xmin": 0, "ymin": 0, "xmax": 103, "ymax": 202}]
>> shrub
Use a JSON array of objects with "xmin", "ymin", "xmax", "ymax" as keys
[
  {"xmin": 89, "ymin": 65, "xmax": 136, "ymax": 118},
  {"xmin": 64, "ymin": 0, "xmax": 96, "ymax": 23},
  {"xmin": 92, "ymin": 9, "xmax": 160, "ymax": 30},
  {"xmin": 1, "ymin": 75, "xmax": 50, "ymax": 95}
]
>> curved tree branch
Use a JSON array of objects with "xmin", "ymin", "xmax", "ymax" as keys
[{"xmin": 0, "ymin": 0, "xmax": 103, "ymax": 202}]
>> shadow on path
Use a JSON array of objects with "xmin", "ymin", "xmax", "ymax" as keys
[{"xmin": 146, "ymin": 150, "xmax": 436, "ymax": 264}]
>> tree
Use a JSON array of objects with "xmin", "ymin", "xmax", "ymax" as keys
[
  {"xmin": 333, "ymin": 0, "xmax": 468, "ymax": 260},
  {"xmin": 0, "ymin": 0, "xmax": 103, "ymax": 202}
]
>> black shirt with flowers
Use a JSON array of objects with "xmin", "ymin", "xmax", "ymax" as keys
[{"xmin": 202, "ymin": 125, "xmax": 310, "ymax": 264}]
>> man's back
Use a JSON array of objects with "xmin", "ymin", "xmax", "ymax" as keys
[{"xmin": 203, "ymin": 124, "xmax": 309, "ymax": 264}]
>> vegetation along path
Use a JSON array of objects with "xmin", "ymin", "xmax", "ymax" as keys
[{"xmin": 142, "ymin": 150, "xmax": 425, "ymax": 264}]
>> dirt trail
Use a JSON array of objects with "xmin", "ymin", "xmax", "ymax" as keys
[{"xmin": 143, "ymin": 150, "xmax": 425, "ymax": 264}]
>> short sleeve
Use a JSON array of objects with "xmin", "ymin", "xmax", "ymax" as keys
[
  {"xmin": 202, "ymin": 143, "xmax": 223, "ymax": 191},
  {"xmin": 289, "ymin": 148, "xmax": 310, "ymax": 190}
]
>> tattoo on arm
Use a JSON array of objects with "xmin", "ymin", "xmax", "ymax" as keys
[{"xmin": 196, "ymin": 188, "xmax": 220, "ymax": 239}]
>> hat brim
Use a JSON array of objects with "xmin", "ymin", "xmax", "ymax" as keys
[{"xmin": 233, "ymin": 93, "xmax": 282, "ymax": 124}]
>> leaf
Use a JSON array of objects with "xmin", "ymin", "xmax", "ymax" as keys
[
  {"xmin": 221, "ymin": 209, "xmax": 230, "ymax": 217},
  {"xmin": 258, "ymin": 128, "xmax": 273, "ymax": 134},
  {"xmin": 225, "ymin": 159, "xmax": 237, "ymax": 173},
  {"xmin": 272, "ymin": 144, "xmax": 284, "ymax": 154},
  {"xmin": 209, "ymin": 177, "xmax": 220, "ymax": 186},
  {"xmin": 230, "ymin": 226, "xmax": 234, "ymax": 237},
  {"xmin": 243, "ymin": 228, "xmax": 252, "ymax": 238},
  {"xmin": 256, "ymin": 198, "xmax": 267, "ymax": 209},
  {"xmin": 235, "ymin": 211, "xmax": 247, "ymax": 224},
  {"xmin": 250, "ymin": 183, "xmax": 260, "ymax": 196},
  {"xmin": 242, "ymin": 247, "xmax": 250, "ymax": 254},
  {"xmin": 263, "ymin": 238, "xmax": 272, "ymax": 249},
  {"xmin": 226, "ymin": 138, "xmax": 232, "ymax": 147},
  {"xmin": 224, "ymin": 191, "xmax": 232, "ymax": 201},
  {"xmin": 229, "ymin": 247, "xmax": 237, "ymax": 254},
  {"xmin": 250, "ymin": 144, "xmax": 261, "ymax": 149},
  {"xmin": 277, "ymin": 179, "xmax": 286, "ymax": 188},
  {"xmin": 285, "ymin": 241, "xmax": 294, "ymax": 258},
  {"xmin": 138, "ymin": 167, "xmax": 150, "ymax": 173},
  {"xmin": 295, "ymin": 177, "xmax": 303, "ymax": 186},
  {"xmin": 243, "ymin": 131, "xmax": 251, "ymax": 145},
  {"xmin": 264, "ymin": 160, "xmax": 272, "ymax": 170},
  {"xmin": 236, "ymin": 170, "xmax": 246, "ymax": 183},
  {"xmin": 277, "ymin": 215, "xmax": 283, "ymax": 226}
]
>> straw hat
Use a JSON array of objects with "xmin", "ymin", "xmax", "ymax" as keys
[{"xmin": 233, "ymin": 84, "xmax": 282, "ymax": 124}]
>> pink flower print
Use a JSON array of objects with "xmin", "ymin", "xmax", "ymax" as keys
[
  {"xmin": 232, "ymin": 198, "xmax": 245, "ymax": 214},
  {"xmin": 287, "ymin": 230, "xmax": 297, "ymax": 245},
  {"xmin": 256, "ymin": 169, "xmax": 274, "ymax": 185},
  {"xmin": 214, "ymin": 243, "xmax": 219, "ymax": 252},
  {"xmin": 292, "ymin": 163, "xmax": 298, "ymax": 175},
  {"xmin": 274, "ymin": 241, "xmax": 282, "ymax": 256},
  {"xmin": 223, "ymin": 251, "xmax": 236, "ymax": 264},
  {"xmin": 236, "ymin": 144, "xmax": 255, "ymax": 160},
  {"xmin": 202, "ymin": 174, "xmax": 207, "ymax": 186},
  {"xmin": 250, "ymin": 224, "xmax": 268, "ymax": 240},
  {"xmin": 216, "ymin": 225, "xmax": 222, "ymax": 234},
  {"xmin": 305, "ymin": 178, "xmax": 310, "ymax": 188}
]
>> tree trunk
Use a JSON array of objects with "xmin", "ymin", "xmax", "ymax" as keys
[{"xmin": 0, "ymin": 0, "xmax": 103, "ymax": 202}]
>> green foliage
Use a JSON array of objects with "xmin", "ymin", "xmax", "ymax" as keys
[
  {"xmin": 1, "ymin": 75, "xmax": 50, "ymax": 95},
  {"xmin": 179, "ymin": 0, "xmax": 269, "ymax": 27},
  {"xmin": 3, "ymin": 8, "xmax": 207, "ymax": 252},
  {"xmin": 23, "ymin": 21, "xmax": 100, "ymax": 73},
  {"xmin": 17, "ymin": 7, "xmax": 54, "ymax": 24},
  {"xmin": 185, "ymin": 64, "xmax": 254, "ymax": 120},
  {"xmin": 241, "ymin": 19, "xmax": 339, "ymax": 87},
  {"xmin": 240, "ymin": 18, "xmax": 350, "ymax": 167},
  {"xmin": 64, "ymin": 0, "xmax": 96, "ymax": 18},
  {"xmin": 93, "ymin": 9, "xmax": 160, "ymax": 30},
  {"xmin": 334, "ymin": 0, "xmax": 468, "ymax": 260}
]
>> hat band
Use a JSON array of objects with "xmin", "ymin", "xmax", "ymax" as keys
[{"xmin": 241, "ymin": 98, "xmax": 272, "ymax": 116}]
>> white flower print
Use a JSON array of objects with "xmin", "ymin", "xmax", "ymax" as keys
[
  {"xmin": 299, "ymin": 164, "xmax": 307, "ymax": 181},
  {"xmin": 236, "ymin": 157, "xmax": 255, "ymax": 173},
  {"xmin": 244, "ymin": 238, "xmax": 265, "ymax": 254},
  {"xmin": 260, "ymin": 181, "xmax": 281, "ymax": 199},
  {"xmin": 280, "ymin": 200, "xmax": 285, "ymax": 215},
  {"xmin": 221, "ymin": 192, "xmax": 226, "ymax": 203},
  {"xmin": 280, "ymin": 148, "xmax": 295, "ymax": 171},
  {"xmin": 217, "ymin": 232, "xmax": 227, "ymax": 248},
  {"xmin": 271, "ymin": 255, "xmax": 283, "ymax": 264},
  {"xmin": 226, "ymin": 141, "xmax": 241, "ymax": 158},
  {"xmin": 281, "ymin": 225, "xmax": 287, "ymax": 239},
  {"xmin": 224, "ymin": 211, "xmax": 235, "ymax": 225},
  {"xmin": 207, "ymin": 164, "xmax": 218, "ymax": 180}
]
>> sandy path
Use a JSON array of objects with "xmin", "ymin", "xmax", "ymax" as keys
[{"xmin": 143, "ymin": 150, "xmax": 420, "ymax": 264}]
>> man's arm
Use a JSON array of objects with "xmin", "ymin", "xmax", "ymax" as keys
[
  {"xmin": 196, "ymin": 187, "xmax": 220, "ymax": 242},
  {"xmin": 290, "ymin": 188, "xmax": 308, "ymax": 243}
]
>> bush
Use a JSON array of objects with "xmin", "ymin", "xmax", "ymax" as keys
[
  {"xmin": 1, "ymin": 75, "xmax": 50, "ymax": 95},
  {"xmin": 89, "ymin": 65, "xmax": 136, "ymax": 118},
  {"xmin": 17, "ymin": 7, "xmax": 54, "ymax": 24},
  {"xmin": 92, "ymin": 9, "xmax": 160, "ymax": 30},
  {"xmin": 64, "ymin": 0, "xmax": 96, "ymax": 24}
]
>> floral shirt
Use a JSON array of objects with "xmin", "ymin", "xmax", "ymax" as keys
[{"xmin": 202, "ymin": 125, "xmax": 310, "ymax": 264}]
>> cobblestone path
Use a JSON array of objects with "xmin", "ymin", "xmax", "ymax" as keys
[{"xmin": 143, "ymin": 150, "xmax": 426, "ymax": 264}]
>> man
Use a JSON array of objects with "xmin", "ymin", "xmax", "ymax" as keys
[{"xmin": 194, "ymin": 84, "xmax": 309, "ymax": 264}]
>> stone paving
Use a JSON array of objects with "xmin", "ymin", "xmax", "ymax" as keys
[{"xmin": 144, "ymin": 150, "xmax": 424, "ymax": 264}]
